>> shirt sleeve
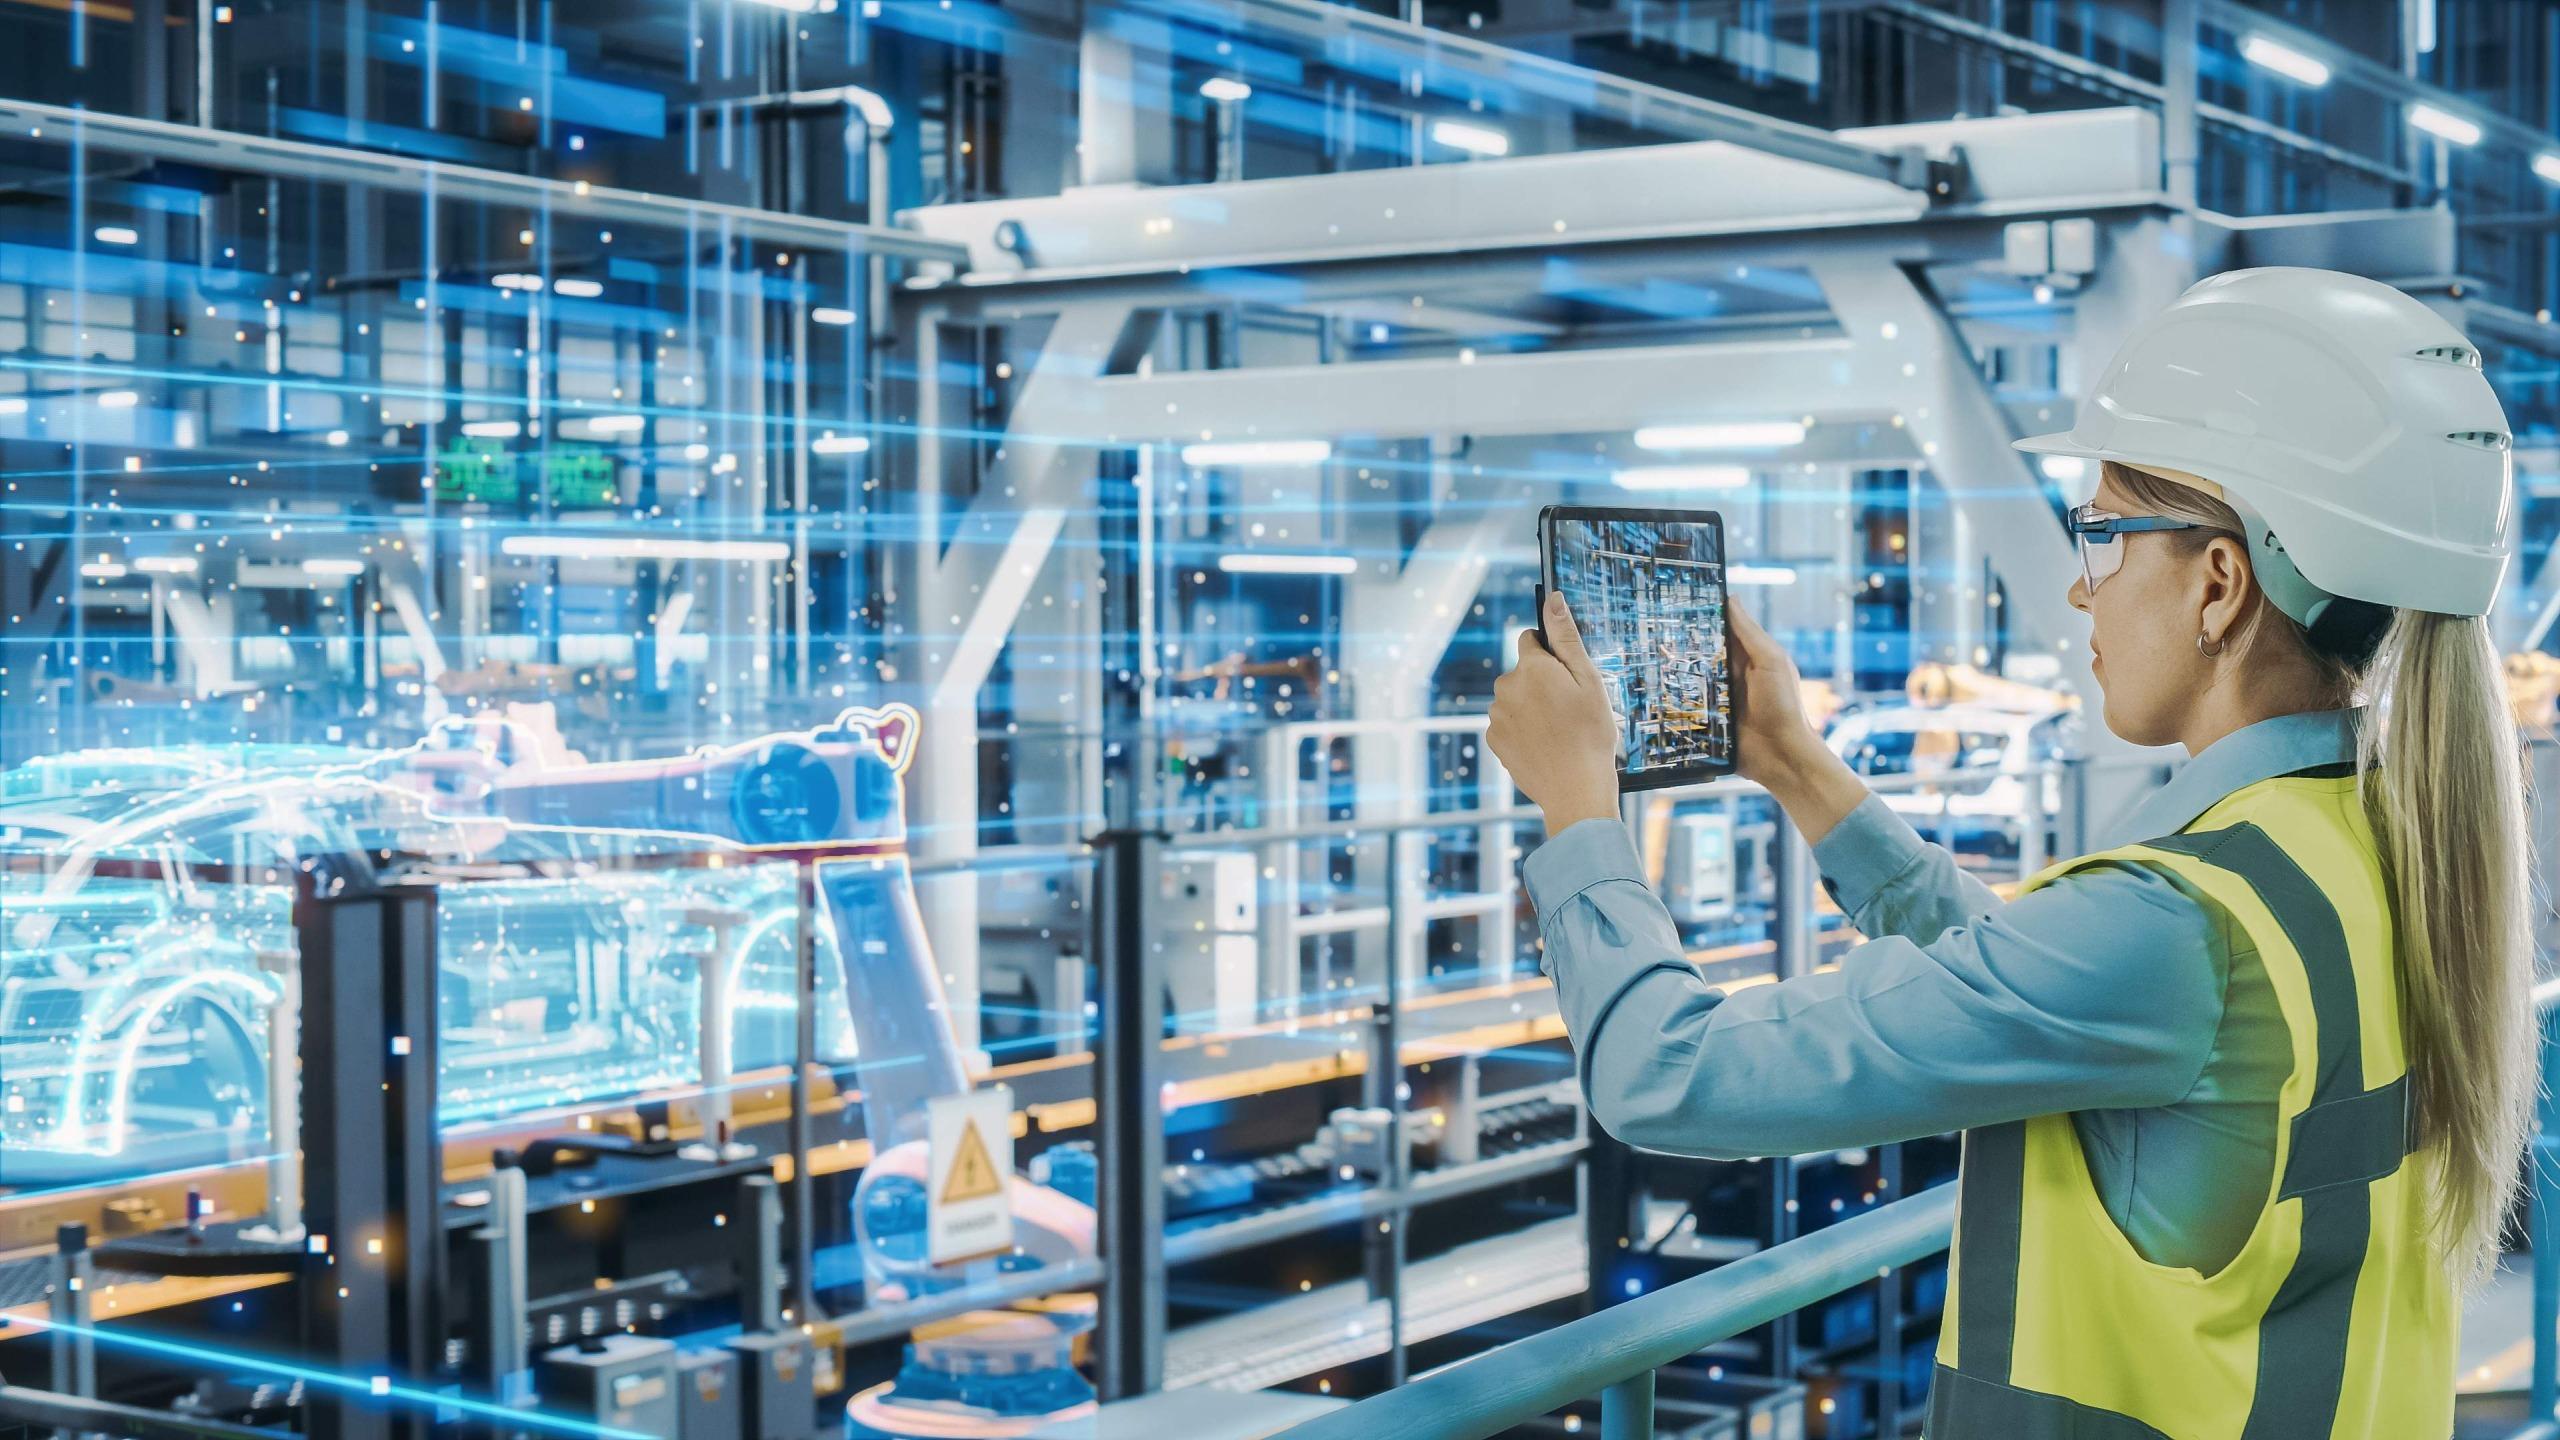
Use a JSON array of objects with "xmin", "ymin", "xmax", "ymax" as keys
[
  {"xmin": 1522, "ymin": 817, "xmax": 2225, "ymax": 1159},
  {"xmin": 1809, "ymin": 792, "xmax": 2007, "ymax": 944}
]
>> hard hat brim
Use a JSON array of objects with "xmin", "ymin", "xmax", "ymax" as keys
[{"xmin": 2012, "ymin": 430, "xmax": 2094, "ymax": 457}]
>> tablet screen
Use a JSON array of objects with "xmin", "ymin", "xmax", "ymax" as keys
[{"xmin": 1544, "ymin": 509, "xmax": 1735, "ymax": 785}]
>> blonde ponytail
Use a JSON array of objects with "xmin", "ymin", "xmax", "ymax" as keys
[{"xmin": 2360, "ymin": 610, "xmax": 2538, "ymax": 1287}]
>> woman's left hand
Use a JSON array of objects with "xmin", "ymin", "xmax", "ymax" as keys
[{"xmin": 1488, "ymin": 591, "xmax": 1623, "ymax": 834}]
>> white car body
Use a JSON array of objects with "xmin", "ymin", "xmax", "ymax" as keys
[{"xmin": 1825, "ymin": 704, "xmax": 2074, "ymax": 846}]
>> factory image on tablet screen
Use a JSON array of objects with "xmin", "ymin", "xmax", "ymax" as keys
[{"xmin": 1551, "ymin": 517, "xmax": 1735, "ymax": 776}]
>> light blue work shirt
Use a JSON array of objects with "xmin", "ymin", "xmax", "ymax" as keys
[{"xmin": 1524, "ymin": 708, "xmax": 2362, "ymax": 1275}]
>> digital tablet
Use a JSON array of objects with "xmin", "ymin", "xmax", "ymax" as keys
[{"xmin": 1536, "ymin": 506, "xmax": 1737, "ymax": 790}]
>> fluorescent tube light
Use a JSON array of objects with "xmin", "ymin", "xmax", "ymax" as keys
[
  {"xmin": 81, "ymin": 561, "xmax": 129, "ymax": 579},
  {"xmin": 2239, "ymin": 35, "xmax": 2330, "ymax": 87},
  {"xmin": 0, "ymin": 398, "xmax": 27, "ymax": 416},
  {"xmin": 1430, "ymin": 119, "xmax": 1511, "ymax": 157},
  {"xmin": 684, "ymin": 443, "xmax": 711, "ymax": 460},
  {"xmin": 491, "ymin": 273, "xmax": 545, "ymax": 292},
  {"xmin": 1180, "ymin": 439, "xmax": 1333, "ymax": 466},
  {"xmin": 97, "ymin": 390, "xmax": 140, "ymax": 409},
  {"xmin": 811, "ymin": 307, "xmax": 857, "ymax": 326},
  {"xmin": 461, "ymin": 420, "xmax": 522, "ymax": 439},
  {"xmin": 1612, "ymin": 465, "xmax": 1751, "ymax": 492},
  {"xmin": 1632, "ymin": 420, "xmax": 1805, "ymax": 451},
  {"xmin": 2536, "ymin": 154, "xmax": 2560, "ymax": 185},
  {"xmin": 2038, "ymin": 455, "xmax": 2088, "ymax": 482},
  {"xmin": 2410, "ymin": 103, "xmax": 2482, "ymax": 147},
  {"xmin": 93, "ymin": 225, "xmax": 139, "ymax": 246},
  {"xmin": 1728, "ymin": 564, "xmax": 1799, "ymax": 586},
  {"xmin": 740, "ymin": 0, "xmax": 832, "ymax": 10},
  {"xmin": 583, "ymin": 414, "xmax": 648, "ymax": 435},
  {"xmin": 811, "ymin": 434, "xmax": 872, "ymax": 455},
  {"xmin": 326, "ymin": 429, "xmax": 350, "ymax": 446},
  {"xmin": 302, "ymin": 558, "xmax": 366, "ymax": 577},
  {"xmin": 1200, "ymin": 78, "xmax": 1253, "ymax": 103},
  {"xmin": 1217, "ymin": 553, "xmax": 1359, "ymax": 576},
  {"xmin": 135, "ymin": 556, "xmax": 200, "ymax": 575},
  {"xmin": 552, "ymin": 278, "xmax": 604, "ymax": 298},
  {"xmin": 502, "ymin": 536, "xmax": 791, "ymax": 562}
]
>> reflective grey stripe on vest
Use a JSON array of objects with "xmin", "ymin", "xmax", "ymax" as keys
[
  {"xmin": 1929, "ymin": 1367, "xmax": 2174, "ymax": 1439},
  {"xmin": 1926, "ymin": 822, "xmax": 2414, "ymax": 1439}
]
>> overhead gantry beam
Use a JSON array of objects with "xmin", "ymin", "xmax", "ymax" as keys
[
  {"xmin": 1051, "ymin": 336, "xmax": 1872, "ymax": 443},
  {"xmin": 1112, "ymin": 0, "xmax": 1960, "ymax": 194},
  {"xmin": 903, "ymin": 108, "xmax": 2158, "ymax": 287}
]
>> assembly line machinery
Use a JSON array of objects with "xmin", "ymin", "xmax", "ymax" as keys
[
  {"xmin": 0, "ymin": 693, "xmax": 2102, "ymax": 1440},
  {"xmin": 0, "ymin": 703, "xmax": 1714, "ymax": 1440}
]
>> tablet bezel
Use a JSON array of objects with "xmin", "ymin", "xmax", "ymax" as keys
[{"xmin": 1535, "ymin": 504, "xmax": 1739, "ymax": 792}]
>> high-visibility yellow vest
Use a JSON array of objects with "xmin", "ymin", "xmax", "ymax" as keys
[{"xmin": 1928, "ymin": 771, "xmax": 2451, "ymax": 1439}]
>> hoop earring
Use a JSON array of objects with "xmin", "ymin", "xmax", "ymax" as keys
[{"xmin": 2197, "ymin": 630, "xmax": 2227, "ymax": 659}]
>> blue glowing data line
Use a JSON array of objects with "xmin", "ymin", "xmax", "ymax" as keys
[{"xmin": 6, "ymin": 1316, "xmax": 652, "ymax": 1440}]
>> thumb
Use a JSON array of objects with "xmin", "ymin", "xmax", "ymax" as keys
[{"xmin": 1544, "ymin": 590, "xmax": 1597, "ymax": 679}]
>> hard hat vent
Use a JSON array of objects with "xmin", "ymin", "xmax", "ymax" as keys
[
  {"xmin": 2412, "ymin": 344, "xmax": 2482, "ymax": 369},
  {"xmin": 2445, "ymin": 429, "xmax": 2511, "ymax": 452}
]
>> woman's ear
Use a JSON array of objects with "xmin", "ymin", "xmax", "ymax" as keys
[{"xmin": 2199, "ymin": 533, "xmax": 2255, "ymax": 645}]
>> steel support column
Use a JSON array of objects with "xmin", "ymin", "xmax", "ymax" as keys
[
  {"xmin": 907, "ymin": 304, "xmax": 1146, "ymax": 1054},
  {"xmin": 1805, "ymin": 259, "xmax": 2096, "ymax": 712},
  {"xmin": 294, "ymin": 870, "xmax": 442, "ymax": 1440}
]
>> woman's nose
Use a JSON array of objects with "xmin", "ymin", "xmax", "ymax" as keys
[{"xmin": 2066, "ymin": 574, "xmax": 2092, "ymax": 615}]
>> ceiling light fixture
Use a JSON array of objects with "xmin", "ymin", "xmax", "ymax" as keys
[
  {"xmin": 1611, "ymin": 465, "xmax": 1751, "ymax": 492},
  {"xmin": 2239, "ymin": 35, "xmax": 2330, "ymax": 87},
  {"xmin": 1180, "ymin": 439, "xmax": 1333, "ymax": 466},
  {"xmin": 1632, "ymin": 420, "xmax": 1805, "ymax": 451},
  {"xmin": 1216, "ymin": 553, "xmax": 1360, "ymax": 576}
]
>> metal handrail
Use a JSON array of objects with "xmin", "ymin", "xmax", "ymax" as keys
[{"xmin": 1275, "ymin": 1184, "xmax": 1958, "ymax": 1440}]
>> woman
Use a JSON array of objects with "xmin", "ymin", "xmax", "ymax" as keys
[{"xmin": 1486, "ymin": 267, "xmax": 2534, "ymax": 1439}]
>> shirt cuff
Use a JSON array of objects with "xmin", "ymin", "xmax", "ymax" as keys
[
  {"xmin": 1522, "ymin": 817, "xmax": 1648, "ymax": 916},
  {"xmin": 1808, "ymin": 792, "xmax": 1929, "ymax": 916}
]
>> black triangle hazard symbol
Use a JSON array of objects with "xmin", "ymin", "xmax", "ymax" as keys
[{"xmin": 940, "ymin": 1119, "xmax": 1003, "ymax": 1205}]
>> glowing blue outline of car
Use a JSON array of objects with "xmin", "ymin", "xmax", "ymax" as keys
[{"xmin": 0, "ymin": 738, "xmax": 855, "ymax": 1188}]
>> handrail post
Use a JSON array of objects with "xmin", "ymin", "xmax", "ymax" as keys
[
  {"xmin": 2016, "ymin": 760, "xmax": 2048, "ymax": 877},
  {"xmin": 1599, "ymin": 1369, "xmax": 1653, "ymax": 1440},
  {"xmin": 48, "ymin": 1222, "xmax": 95, "ymax": 1440},
  {"xmin": 1373, "ymin": 827, "xmax": 1411, "ymax": 1386},
  {"xmin": 2058, "ymin": 755, "xmax": 2091, "ymax": 857},
  {"xmin": 1771, "ymin": 810, "xmax": 1812, "ymax": 980},
  {"xmin": 1095, "ymin": 828, "xmax": 1167, "ymax": 1398},
  {"xmin": 788, "ymin": 860, "xmax": 818, "ymax": 1324}
]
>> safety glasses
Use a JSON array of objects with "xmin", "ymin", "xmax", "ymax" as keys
[{"xmin": 2066, "ymin": 502, "xmax": 2205, "ymax": 594}]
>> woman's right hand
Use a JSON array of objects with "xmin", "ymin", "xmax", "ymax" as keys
[{"xmin": 1725, "ymin": 600, "xmax": 1873, "ymax": 845}]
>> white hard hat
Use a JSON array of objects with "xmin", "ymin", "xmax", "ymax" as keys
[{"xmin": 2016, "ymin": 266, "xmax": 2515, "ymax": 619}]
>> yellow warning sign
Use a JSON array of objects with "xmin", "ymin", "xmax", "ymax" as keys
[
  {"xmin": 940, "ymin": 1120, "xmax": 1003, "ymax": 1205},
  {"xmin": 927, "ymin": 1085, "xmax": 1016, "ymax": 1264}
]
